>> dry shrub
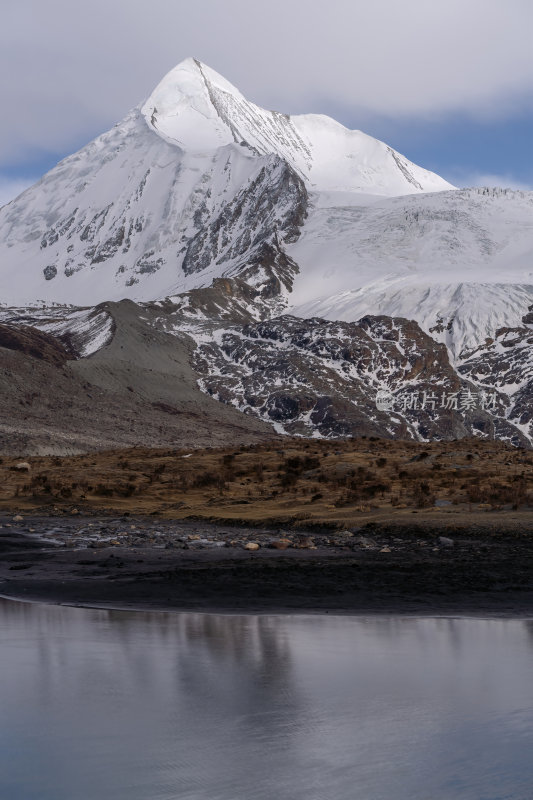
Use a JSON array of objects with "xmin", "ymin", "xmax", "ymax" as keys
[
  {"xmin": 412, "ymin": 482, "xmax": 435, "ymax": 508},
  {"xmin": 192, "ymin": 471, "xmax": 225, "ymax": 490}
]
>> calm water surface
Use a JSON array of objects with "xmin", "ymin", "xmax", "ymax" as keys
[{"xmin": 1, "ymin": 598, "xmax": 533, "ymax": 800}]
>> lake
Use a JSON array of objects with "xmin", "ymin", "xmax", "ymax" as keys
[{"xmin": 1, "ymin": 598, "xmax": 533, "ymax": 799}]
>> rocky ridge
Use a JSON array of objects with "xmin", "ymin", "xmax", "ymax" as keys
[{"xmin": 1, "ymin": 289, "xmax": 531, "ymax": 450}]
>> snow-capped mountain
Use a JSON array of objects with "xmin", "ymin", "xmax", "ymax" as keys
[
  {"xmin": 0, "ymin": 58, "xmax": 531, "ymax": 449},
  {"xmin": 0, "ymin": 57, "xmax": 451, "ymax": 307},
  {"xmin": 143, "ymin": 59, "xmax": 452, "ymax": 194}
]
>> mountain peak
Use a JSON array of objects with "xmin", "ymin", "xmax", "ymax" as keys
[
  {"xmin": 141, "ymin": 58, "xmax": 454, "ymax": 194},
  {"xmin": 150, "ymin": 57, "xmax": 244, "ymax": 101},
  {"xmin": 0, "ymin": 57, "xmax": 461, "ymax": 307},
  {"xmin": 141, "ymin": 58, "xmax": 245, "ymax": 151}
]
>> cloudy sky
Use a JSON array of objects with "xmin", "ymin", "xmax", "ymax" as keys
[{"xmin": 1, "ymin": 0, "xmax": 532, "ymax": 205}]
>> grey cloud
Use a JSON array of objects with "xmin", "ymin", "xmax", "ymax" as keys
[{"xmin": 1, "ymin": 0, "xmax": 532, "ymax": 164}]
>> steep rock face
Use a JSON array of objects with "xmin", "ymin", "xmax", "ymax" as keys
[
  {"xmin": 182, "ymin": 157, "xmax": 306, "ymax": 274},
  {"xmin": 150, "ymin": 244, "xmax": 301, "ymax": 325},
  {"xmin": 180, "ymin": 155, "xmax": 308, "ymax": 312},
  {"xmin": 190, "ymin": 314, "xmax": 527, "ymax": 444},
  {"xmin": 459, "ymin": 326, "xmax": 533, "ymax": 441}
]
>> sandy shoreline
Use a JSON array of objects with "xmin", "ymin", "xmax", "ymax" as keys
[{"xmin": 1, "ymin": 515, "xmax": 533, "ymax": 616}]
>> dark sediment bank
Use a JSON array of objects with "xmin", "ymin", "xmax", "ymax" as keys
[{"xmin": 1, "ymin": 515, "xmax": 533, "ymax": 615}]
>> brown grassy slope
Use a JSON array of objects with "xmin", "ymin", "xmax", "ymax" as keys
[{"xmin": 1, "ymin": 437, "xmax": 532, "ymax": 528}]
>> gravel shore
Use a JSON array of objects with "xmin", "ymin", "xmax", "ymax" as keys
[{"xmin": 1, "ymin": 514, "xmax": 533, "ymax": 615}]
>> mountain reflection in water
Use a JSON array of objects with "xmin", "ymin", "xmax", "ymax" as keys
[{"xmin": 1, "ymin": 599, "xmax": 533, "ymax": 800}]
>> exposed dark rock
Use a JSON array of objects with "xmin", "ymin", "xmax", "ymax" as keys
[
  {"xmin": 43, "ymin": 265, "xmax": 57, "ymax": 280},
  {"xmin": 0, "ymin": 324, "xmax": 70, "ymax": 367},
  {"xmin": 191, "ymin": 312, "xmax": 524, "ymax": 443}
]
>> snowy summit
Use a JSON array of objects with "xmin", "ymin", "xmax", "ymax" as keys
[{"xmin": 0, "ymin": 57, "xmax": 531, "ymax": 359}]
